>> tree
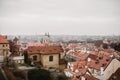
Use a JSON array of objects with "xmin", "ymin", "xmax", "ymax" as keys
[
  {"xmin": 24, "ymin": 51, "xmax": 28, "ymax": 63},
  {"xmin": 102, "ymin": 43, "xmax": 108, "ymax": 49},
  {"xmin": 28, "ymin": 69, "xmax": 52, "ymax": 80},
  {"xmin": 114, "ymin": 43, "xmax": 120, "ymax": 51},
  {"xmin": 110, "ymin": 43, "xmax": 120, "ymax": 52},
  {"xmin": 57, "ymin": 75, "xmax": 68, "ymax": 80}
]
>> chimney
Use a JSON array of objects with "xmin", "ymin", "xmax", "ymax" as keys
[
  {"xmin": 87, "ymin": 58, "xmax": 91, "ymax": 62},
  {"xmin": 70, "ymin": 64, "xmax": 73, "ymax": 71},
  {"xmin": 100, "ymin": 67, "xmax": 104, "ymax": 75},
  {"xmin": 81, "ymin": 76, "xmax": 86, "ymax": 80},
  {"xmin": 67, "ymin": 62, "xmax": 70, "ymax": 68},
  {"xmin": 85, "ymin": 66, "xmax": 88, "ymax": 68}
]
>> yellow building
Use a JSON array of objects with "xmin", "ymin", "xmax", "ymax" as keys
[
  {"xmin": 0, "ymin": 35, "xmax": 9, "ymax": 57},
  {"xmin": 26, "ymin": 45, "xmax": 65, "ymax": 69}
]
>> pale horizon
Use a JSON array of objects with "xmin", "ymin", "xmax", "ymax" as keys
[{"xmin": 0, "ymin": 0, "xmax": 120, "ymax": 35}]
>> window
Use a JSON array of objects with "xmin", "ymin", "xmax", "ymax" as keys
[
  {"xmin": 49, "ymin": 56, "xmax": 53, "ymax": 61},
  {"xmin": 33, "ymin": 55, "xmax": 37, "ymax": 61},
  {"xmin": 3, "ymin": 44, "xmax": 5, "ymax": 47}
]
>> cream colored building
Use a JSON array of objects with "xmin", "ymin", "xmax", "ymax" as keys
[
  {"xmin": 26, "ymin": 45, "xmax": 65, "ymax": 69},
  {"xmin": 41, "ymin": 54, "xmax": 59, "ymax": 68},
  {"xmin": 88, "ymin": 58, "xmax": 120, "ymax": 80},
  {"xmin": 103, "ymin": 58, "xmax": 120, "ymax": 80},
  {"xmin": 0, "ymin": 35, "xmax": 10, "ymax": 57}
]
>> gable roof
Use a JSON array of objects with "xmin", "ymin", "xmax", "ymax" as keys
[
  {"xmin": 88, "ymin": 55, "xmax": 112, "ymax": 70},
  {"xmin": 40, "ymin": 45, "xmax": 63, "ymax": 54},
  {"xmin": 26, "ymin": 46, "xmax": 43, "ymax": 54}
]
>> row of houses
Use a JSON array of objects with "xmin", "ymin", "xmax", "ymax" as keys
[
  {"xmin": 64, "ymin": 43, "xmax": 120, "ymax": 80},
  {"xmin": 25, "ymin": 45, "xmax": 66, "ymax": 69},
  {"xmin": 0, "ymin": 35, "xmax": 66, "ymax": 70},
  {"xmin": 1, "ymin": 34, "xmax": 120, "ymax": 80}
]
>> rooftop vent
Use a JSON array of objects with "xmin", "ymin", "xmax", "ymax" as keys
[
  {"xmin": 99, "ymin": 57, "xmax": 103, "ymax": 60},
  {"xmin": 101, "ymin": 64, "xmax": 106, "ymax": 67},
  {"xmin": 95, "ymin": 61, "xmax": 99, "ymax": 64}
]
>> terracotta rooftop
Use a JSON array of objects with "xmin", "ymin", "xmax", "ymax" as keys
[
  {"xmin": 88, "ymin": 54, "xmax": 98, "ymax": 60},
  {"xmin": 71, "ymin": 73, "xmax": 99, "ymax": 80},
  {"xmin": 27, "ymin": 46, "xmax": 43, "ymax": 54},
  {"xmin": 68, "ymin": 51, "xmax": 89, "ymax": 61},
  {"xmin": 65, "ymin": 61, "xmax": 87, "ymax": 77},
  {"xmin": 27, "ymin": 42, "xmax": 44, "ymax": 47},
  {"xmin": 26, "ymin": 45, "xmax": 63, "ymax": 55},
  {"xmin": 0, "ymin": 35, "xmax": 8, "ymax": 44},
  {"xmin": 40, "ymin": 45, "xmax": 63, "ymax": 54},
  {"xmin": 88, "ymin": 55, "xmax": 112, "ymax": 70}
]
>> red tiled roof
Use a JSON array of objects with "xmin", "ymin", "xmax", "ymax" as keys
[
  {"xmin": 40, "ymin": 45, "xmax": 63, "ymax": 54},
  {"xmin": 27, "ymin": 42, "xmax": 44, "ymax": 47},
  {"xmin": 88, "ymin": 54, "xmax": 98, "ymax": 60},
  {"xmin": 71, "ymin": 73, "xmax": 99, "ymax": 80},
  {"xmin": 88, "ymin": 55, "xmax": 112, "ymax": 70},
  {"xmin": 65, "ymin": 61, "xmax": 87, "ymax": 77},
  {"xmin": 26, "ymin": 45, "xmax": 63, "ymax": 55},
  {"xmin": 27, "ymin": 46, "xmax": 43, "ymax": 54},
  {"xmin": 0, "ymin": 35, "xmax": 8, "ymax": 44},
  {"xmin": 104, "ymin": 49, "xmax": 114, "ymax": 53},
  {"xmin": 68, "ymin": 51, "xmax": 89, "ymax": 61}
]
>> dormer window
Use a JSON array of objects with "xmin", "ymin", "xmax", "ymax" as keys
[
  {"xmin": 95, "ymin": 61, "xmax": 99, "ymax": 64},
  {"xmin": 99, "ymin": 57, "xmax": 103, "ymax": 60},
  {"xmin": 106, "ymin": 59, "xmax": 109, "ymax": 62},
  {"xmin": 101, "ymin": 64, "xmax": 105, "ymax": 67}
]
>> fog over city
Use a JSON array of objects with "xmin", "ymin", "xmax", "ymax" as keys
[{"xmin": 0, "ymin": 0, "xmax": 120, "ymax": 35}]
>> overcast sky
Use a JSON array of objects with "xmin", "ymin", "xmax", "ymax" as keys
[{"xmin": 0, "ymin": 0, "xmax": 120, "ymax": 35}]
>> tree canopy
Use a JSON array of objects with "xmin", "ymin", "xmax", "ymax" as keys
[{"xmin": 28, "ymin": 69, "xmax": 52, "ymax": 80}]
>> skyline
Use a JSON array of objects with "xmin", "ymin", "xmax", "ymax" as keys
[{"xmin": 0, "ymin": 0, "xmax": 120, "ymax": 35}]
